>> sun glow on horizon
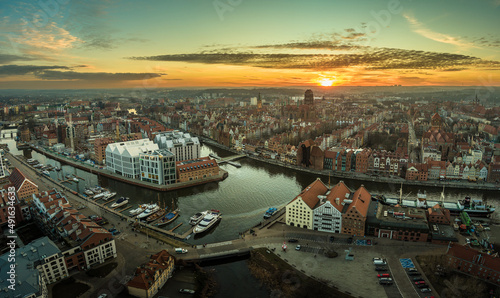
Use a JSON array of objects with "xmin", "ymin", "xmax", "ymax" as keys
[{"xmin": 318, "ymin": 77, "xmax": 337, "ymax": 86}]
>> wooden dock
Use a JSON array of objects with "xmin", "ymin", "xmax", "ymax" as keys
[
  {"xmin": 118, "ymin": 205, "xmax": 133, "ymax": 213},
  {"xmin": 170, "ymin": 223, "xmax": 183, "ymax": 232}
]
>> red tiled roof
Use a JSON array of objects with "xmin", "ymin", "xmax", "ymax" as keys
[
  {"xmin": 347, "ymin": 185, "xmax": 371, "ymax": 217},
  {"xmin": 293, "ymin": 178, "xmax": 328, "ymax": 209}
]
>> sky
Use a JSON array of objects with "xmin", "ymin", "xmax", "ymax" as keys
[{"xmin": 0, "ymin": 0, "xmax": 499, "ymax": 89}]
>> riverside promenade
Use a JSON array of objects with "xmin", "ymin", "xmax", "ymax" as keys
[{"xmin": 199, "ymin": 136, "xmax": 500, "ymax": 192}]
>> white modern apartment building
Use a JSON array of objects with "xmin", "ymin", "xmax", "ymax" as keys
[
  {"xmin": 106, "ymin": 139, "xmax": 158, "ymax": 179},
  {"xmin": 140, "ymin": 149, "xmax": 177, "ymax": 185},
  {"xmin": 154, "ymin": 131, "xmax": 200, "ymax": 162}
]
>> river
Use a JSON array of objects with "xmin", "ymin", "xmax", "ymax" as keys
[{"xmin": 2, "ymin": 129, "xmax": 499, "ymax": 244}]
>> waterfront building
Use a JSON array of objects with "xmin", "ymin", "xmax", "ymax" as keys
[
  {"xmin": 427, "ymin": 205, "xmax": 451, "ymax": 225},
  {"xmin": 154, "ymin": 130, "xmax": 200, "ymax": 162},
  {"xmin": 176, "ymin": 157, "xmax": 219, "ymax": 183},
  {"xmin": 8, "ymin": 167, "xmax": 38, "ymax": 202},
  {"xmin": 446, "ymin": 243, "xmax": 500, "ymax": 285},
  {"xmin": 106, "ymin": 138, "xmax": 158, "ymax": 179},
  {"xmin": 140, "ymin": 149, "xmax": 176, "ymax": 185},
  {"xmin": 286, "ymin": 178, "xmax": 328, "ymax": 229},
  {"xmin": 127, "ymin": 250, "xmax": 175, "ymax": 298},
  {"xmin": 312, "ymin": 181, "xmax": 351, "ymax": 233},
  {"xmin": 94, "ymin": 133, "xmax": 143, "ymax": 165},
  {"xmin": 365, "ymin": 203, "xmax": 429, "ymax": 241},
  {"xmin": 341, "ymin": 185, "xmax": 371, "ymax": 236}
]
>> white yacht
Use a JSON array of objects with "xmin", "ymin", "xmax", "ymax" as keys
[
  {"xmin": 103, "ymin": 192, "xmax": 117, "ymax": 201},
  {"xmin": 193, "ymin": 210, "xmax": 221, "ymax": 234},
  {"xmin": 189, "ymin": 210, "xmax": 209, "ymax": 225},
  {"xmin": 129, "ymin": 205, "xmax": 146, "ymax": 216},
  {"xmin": 111, "ymin": 197, "xmax": 129, "ymax": 208},
  {"xmin": 137, "ymin": 204, "xmax": 160, "ymax": 219}
]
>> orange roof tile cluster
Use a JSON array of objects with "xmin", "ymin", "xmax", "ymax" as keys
[
  {"xmin": 347, "ymin": 185, "xmax": 371, "ymax": 217},
  {"xmin": 294, "ymin": 178, "xmax": 328, "ymax": 209}
]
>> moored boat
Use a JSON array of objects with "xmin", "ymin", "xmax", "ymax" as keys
[
  {"xmin": 84, "ymin": 189, "xmax": 94, "ymax": 196},
  {"xmin": 264, "ymin": 207, "xmax": 278, "ymax": 219},
  {"xmin": 103, "ymin": 192, "xmax": 117, "ymax": 201},
  {"xmin": 155, "ymin": 210, "xmax": 179, "ymax": 226},
  {"xmin": 146, "ymin": 208, "xmax": 167, "ymax": 222},
  {"xmin": 93, "ymin": 191, "xmax": 110, "ymax": 200},
  {"xmin": 73, "ymin": 177, "xmax": 79, "ymax": 182},
  {"xmin": 129, "ymin": 205, "xmax": 146, "ymax": 216},
  {"xmin": 137, "ymin": 204, "xmax": 160, "ymax": 219},
  {"xmin": 189, "ymin": 210, "xmax": 209, "ymax": 225},
  {"xmin": 42, "ymin": 170, "xmax": 50, "ymax": 176},
  {"xmin": 111, "ymin": 197, "xmax": 129, "ymax": 208},
  {"xmin": 193, "ymin": 210, "xmax": 221, "ymax": 234}
]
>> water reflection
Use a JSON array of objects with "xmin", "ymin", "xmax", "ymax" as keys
[{"xmin": 2, "ymin": 132, "xmax": 499, "ymax": 244}]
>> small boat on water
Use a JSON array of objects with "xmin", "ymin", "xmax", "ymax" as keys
[
  {"xmin": 111, "ymin": 197, "xmax": 129, "ymax": 208},
  {"xmin": 73, "ymin": 177, "xmax": 79, "ymax": 182},
  {"xmin": 84, "ymin": 189, "xmax": 94, "ymax": 196},
  {"xmin": 193, "ymin": 210, "xmax": 221, "ymax": 234},
  {"xmin": 137, "ymin": 204, "xmax": 160, "ymax": 219},
  {"xmin": 42, "ymin": 170, "xmax": 50, "ymax": 176},
  {"xmin": 264, "ymin": 207, "xmax": 278, "ymax": 219},
  {"xmin": 189, "ymin": 210, "xmax": 209, "ymax": 225},
  {"xmin": 55, "ymin": 167, "xmax": 61, "ymax": 171},
  {"xmin": 155, "ymin": 210, "xmax": 179, "ymax": 227}
]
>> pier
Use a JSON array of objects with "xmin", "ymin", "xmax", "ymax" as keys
[{"xmin": 210, "ymin": 153, "xmax": 245, "ymax": 168}]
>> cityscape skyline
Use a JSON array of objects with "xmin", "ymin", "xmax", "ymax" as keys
[{"xmin": 1, "ymin": 0, "xmax": 500, "ymax": 89}]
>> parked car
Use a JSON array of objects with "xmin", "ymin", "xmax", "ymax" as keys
[
  {"xmin": 367, "ymin": 239, "xmax": 372, "ymax": 245},
  {"xmin": 295, "ymin": 245, "xmax": 301, "ymax": 251},
  {"xmin": 329, "ymin": 236, "xmax": 335, "ymax": 243},
  {"xmin": 415, "ymin": 281, "xmax": 426, "ymax": 285},
  {"xmin": 375, "ymin": 267, "xmax": 388, "ymax": 271},
  {"xmin": 421, "ymin": 288, "xmax": 432, "ymax": 293},
  {"xmin": 413, "ymin": 277, "xmax": 424, "ymax": 281},
  {"xmin": 407, "ymin": 268, "xmax": 418, "ymax": 272},
  {"xmin": 288, "ymin": 239, "xmax": 298, "ymax": 243},
  {"xmin": 347, "ymin": 237, "xmax": 353, "ymax": 244},
  {"xmin": 408, "ymin": 272, "xmax": 421, "ymax": 276},
  {"xmin": 417, "ymin": 284, "xmax": 428, "ymax": 288},
  {"xmin": 377, "ymin": 273, "xmax": 390, "ymax": 278},
  {"xmin": 179, "ymin": 289, "xmax": 195, "ymax": 294}
]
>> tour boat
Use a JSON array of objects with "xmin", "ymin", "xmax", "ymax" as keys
[
  {"xmin": 155, "ymin": 210, "xmax": 179, "ymax": 227},
  {"xmin": 193, "ymin": 210, "xmax": 221, "ymax": 234},
  {"xmin": 189, "ymin": 210, "xmax": 209, "ymax": 225},
  {"xmin": 137, "ymin": 204, "xmax": 160, "ymax": 219},
  {"xmin": 111, "ymin": 197, "xmax": 129, "ymax": 208}
]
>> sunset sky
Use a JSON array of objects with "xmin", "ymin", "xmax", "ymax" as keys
[{"xmin": 1, "ymin": 0, "xmax": 500, "ymax": 89}]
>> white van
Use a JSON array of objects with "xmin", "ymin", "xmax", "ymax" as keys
[
  {"xmin": 373, "ymin": 258, "xmax": 387, "ymax": 265},
  {"xmin": 175, "ymin": 248, "xmax": 188, "ymax": 254}
]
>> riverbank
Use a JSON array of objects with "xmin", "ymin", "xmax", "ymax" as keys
[
  {"xmin": 198, "ymin": 136, "xmax": 500, "ymax": 192},
  {"xmin": 29, "ymin": 145, "xmax": 228, "ymax": 192}
]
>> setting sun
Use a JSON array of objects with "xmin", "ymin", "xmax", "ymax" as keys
[{"xmin": 319, "ymin": 77, "xmax": 337, "ymax": 86}]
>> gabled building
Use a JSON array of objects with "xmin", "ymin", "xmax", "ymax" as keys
[
  {"xmin": 341, "ymin": 185, "xmax": 371, "ymax": 236},
  {"xmin": 286, "ymin": 178, "xmax": 327, "ymax": 229},
  {"xmin": 127, "ymin": 250, "xmax": 175, "ymax": 298},
  {"xmin": 313, "ymin": 181, "xmax": 351, "ymax": 233},
  {"xmin": 106, "ymin": 139, "xmax": 159, "ymax": 179},
  {"xmin": 8, "ymin": 168, "xmax": 38, "ymax": 202}
]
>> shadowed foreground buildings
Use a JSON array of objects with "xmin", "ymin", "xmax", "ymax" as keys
[{"xmin": 127, "ymin": 250, "xmax": 175, "ymax": 298}]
